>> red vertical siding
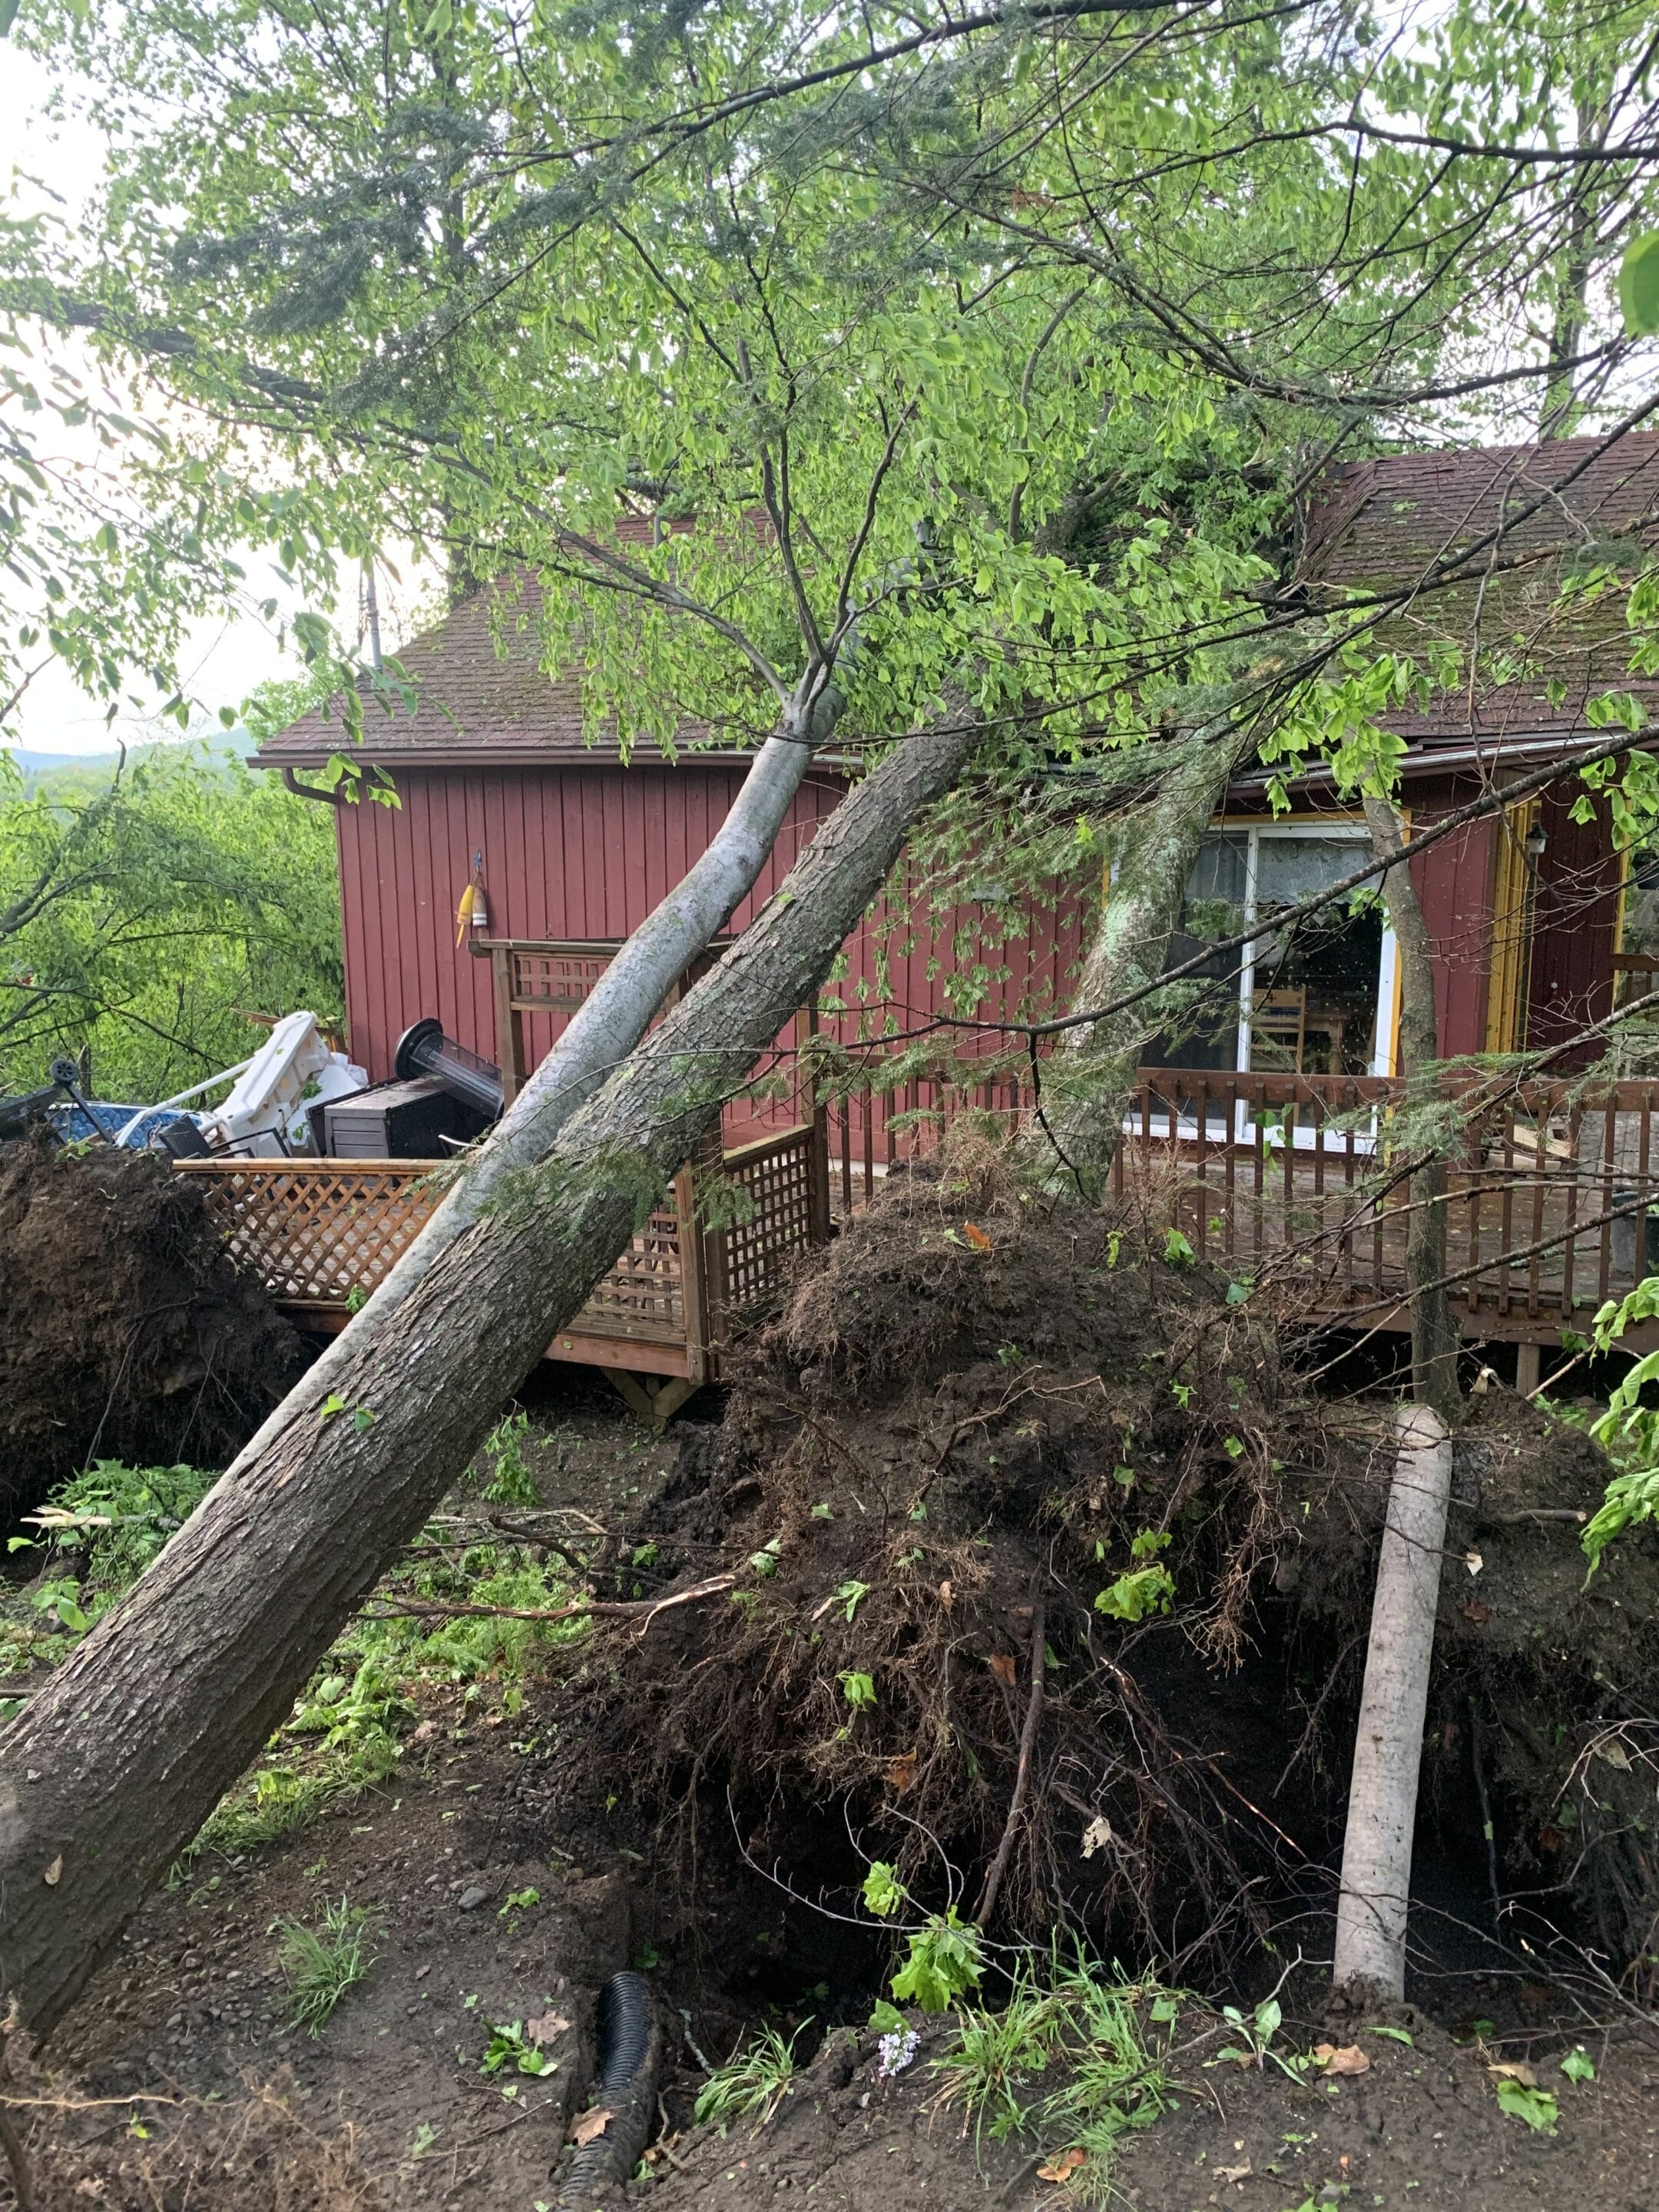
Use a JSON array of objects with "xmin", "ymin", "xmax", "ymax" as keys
[
  {"xmin": 333, "ymin": 757, "xmax": 1624, "ymax": 1113},
  {"xmin": 1408, "ymin": 782, "xmax": 1496, "ymax": 1060},
  {"xmin": 1527, "ymin": 778, "xmax": 1623, "ymax": 1061},
  {"xmin": 335, "ymin": 765, "xmax": 854, "ymax": 1081}
]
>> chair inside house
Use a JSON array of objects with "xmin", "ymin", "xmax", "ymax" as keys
[{"xmin": 1251, "ymin": 987, "xmax": 1308, "ymax": 1071}]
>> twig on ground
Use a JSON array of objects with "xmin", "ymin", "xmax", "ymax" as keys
[
  {"xmin": 0, "ymin": 2025, "xmax": 37, "ymax": 2212},
  {"xmin": 654, "ymin": 2094, "xmax": 692, "ymax": 2171},
  {"xmin": 359, "ymin": 1572, "xmax": 736, "ymax": 1630}
]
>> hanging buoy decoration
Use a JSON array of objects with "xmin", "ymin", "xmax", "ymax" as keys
[{"xmin": 455, "ymin": 851, "xmax": 489, "ymax": 945}]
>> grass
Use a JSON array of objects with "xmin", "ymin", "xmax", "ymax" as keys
[
  {"xmin": 694, "ymin": 2022, "xmax": 810, "ymax": 2134},
  {"xmin": 933, "ymin": 1945, "xmax": 1181, "ymax": 2203},
  {"xmin": 276, "ymin": 1898, "xmax": 382, "ymax": 2035}
]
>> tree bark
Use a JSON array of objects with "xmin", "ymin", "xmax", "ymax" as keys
[
  {"xmin": 1363, "ymin": 796, "xmax": 1459, "ymax": 1419},
  {"xmin": 1332, "ymin": 1402, "xmax": 1454, "ymax": 1998},
  {"xmin": 1039, "ymin": 730, "xmax": 1248, "ymax": 1199},
  {"xmin": 0, "ymin": 699, "xmax": 982, "ymax": 2039}
]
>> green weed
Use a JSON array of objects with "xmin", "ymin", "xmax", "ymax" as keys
[
  {"xmin": 862, "ymin": 1863, "xmax": 984, "ymax": 2012},
  {"xmin": 15, "ymin": 1460, "xmax": 214, "ymax": 1592},
  {"xmin": 3, "ymin": 1462, "xmax": 216, "ymax": 1668},
  {"xmin": 192, "ymin": 1730, "xmax": 399, "ymax": 1861},
  {"xmin": 935, "ymin": 1945, "xmax": 1180, "ymax": 2203},
  {"xmin": 694, "ymin": 2022, "xmax": 807, "ymax": 2134},
  {"xmin": 290, "ymin": 1656, "xmax": 413, "ymax": 1746},
  {"xmin": 478, "ymin": 1410, "xmax": 538, "ymax": 1505},
  {"xmin": 481, "ymin": 2020, "xmax": 557, "ymax": 2078},
  {"xmin": 275, "ymin": 1898, "xmax": 381, "ymax": 2034}
]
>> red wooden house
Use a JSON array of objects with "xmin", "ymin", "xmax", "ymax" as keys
[{"xmin": 222, "ymin": 432, "xmax": 1659, "ymax": 1392}]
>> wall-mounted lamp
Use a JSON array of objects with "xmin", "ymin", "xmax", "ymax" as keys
[{"xmin": 1524, "ymin": 820, "xmax": 1548, "ymax": 862}]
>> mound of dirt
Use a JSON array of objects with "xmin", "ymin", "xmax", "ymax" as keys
[
  {"xmin": 638, "ymin": 2005, "xmax": 1659, "ymax": 2212},
  {"xmin": 0, "ymin": 1130, "xmax": 308, "ymax": 1522},
  {"xmin": 518, "ymin": 1150, "xmax": 1659, "ymax": 1992}
]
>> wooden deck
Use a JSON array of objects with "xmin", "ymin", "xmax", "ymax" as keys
[{"xmin": 177, "ymin": 1067, "xmax": 1659, "ymax": 1411}]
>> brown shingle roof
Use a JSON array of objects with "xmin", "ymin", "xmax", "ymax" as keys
[
  {"xmin": 253, "ymin": 555, "xmax": 757, "ymax": 769},
  {"xmin": 1300, "ymin": 430, "xmax": 1659, "ymax": 749},
  {"xmin": 1303, "ymin": 429, "xmax": 1659, "ymax": 582}
]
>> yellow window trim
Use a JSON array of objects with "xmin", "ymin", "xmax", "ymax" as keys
[{"xmin": 1485, "ymin": 797, "xmax": 1539, "ymax": 1055}]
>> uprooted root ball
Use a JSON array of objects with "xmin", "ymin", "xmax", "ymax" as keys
[
  {"xmin": 533, "ymin": 1164, "xmax": 1371, "ymax": 1969},
  {"xmin": 0, "ymin": 1128, "xmax": 307, "ymax": 1522},
  {"xmin": 526, "ymin": 1154, "xmax": 1659, "ymax": 1985}
]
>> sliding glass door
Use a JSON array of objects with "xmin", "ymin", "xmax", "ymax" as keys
[{"xmin": 1139, "ymin": 823, "xmax": 1397, "ymax": 1144}]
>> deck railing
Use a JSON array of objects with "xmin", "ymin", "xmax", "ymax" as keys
[{"xmin": 1114, "ymin": 1068, "xmax": 1659, "ymax": 1338}]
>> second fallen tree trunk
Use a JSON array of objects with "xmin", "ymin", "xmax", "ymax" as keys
[
  {"xmin": 0, "ymin": 699, "xmax": 982, "ymax": 2039},
  {"xmin": 1038, "ymin": 729, "xmax": 1250, "ymax": 1199}
]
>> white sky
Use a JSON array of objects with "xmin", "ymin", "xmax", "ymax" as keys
[{"xmin": 1, "ymin": 45, "xmax": 432, "ymax": 757}]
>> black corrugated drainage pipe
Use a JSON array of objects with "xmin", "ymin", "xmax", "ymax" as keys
[{"xmin": 557, "ymin": 1970, "xmax": 661, "ymax": 2208}]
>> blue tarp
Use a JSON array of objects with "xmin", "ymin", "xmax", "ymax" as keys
[{"xmin": 45, "ymin": 1101, "xmax": 200, "ymax": 1149}]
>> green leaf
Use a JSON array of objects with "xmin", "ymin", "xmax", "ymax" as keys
[
  {"xmin": 317, "ymin": 1393, "xmax": 347, "ymax": 1426},
  {"xmin": 862, "ymin": 1863, "xmax": 906, "ymax": 1917},
  {"xmin": 836, "ymin": 1579, "xmax": 871, "ymax": 1622},
  {"xmin": 1620, "ymin": 232, "xmax": 1659, "ymax": 336},
  {"xmin": 1094, "ymin": 1565, "xmax": 1174, "ymax": 1621},
  {"xmin": 1495, "ymin": 2079, "xmax": 1558, "ymax": 2132},
  {"xmin": 351, "ymin": 1407, "xmax": 376, "ymax": 1433},
  {"xmin": 839, "ymin": 1670, "xmax": 876, "ymax": 1710},
  {"xmin": 1559, "ymin": 2047, "xmax": 1595, "ymax": 2083},
  {"xmin": 889, "ymin": 1909, "xmax": 982, "ymax": 2012}
]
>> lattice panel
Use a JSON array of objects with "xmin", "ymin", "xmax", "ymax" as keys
[
  {"xmin": 182, "ymin": 1164, "xmax": 440, "ymax": 1305},
  {"xmin": 720, "ymin": 1132, "xmax": 817, "ymax": 1310},
  {"xmin": 511, "ymin": 950, "xmax": 611, "ymax": 1012},
  {"xmin": 578, "ymin": 1206, "xmax": 687, "ymax": 1343},
  {"xmin": 181, "ymin": 1161, "xmax": 689, "ymax": 1343}
]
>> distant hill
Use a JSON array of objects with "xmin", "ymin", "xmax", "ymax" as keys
[
  {"xmin": 4, "ymin": 733, "xmax": 250, "ymax": 793},
  {"xmin": 5, "ymin": 747, "xmax": 123, "ymax": 775}
]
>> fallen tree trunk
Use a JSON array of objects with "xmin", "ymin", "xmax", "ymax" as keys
[
  {"xmin": 286, "ymin": 668, "xmax": 843, "ymax": 1390},
  {"xmin": 0, "ymin": 698, "xmax": 982, "ymax": 2038},
  {"xmin": 1038, "ymin": 729, "xmax": 1250, "ymax": 1198},
  {"xmin": 1332, "ymin": 1402, "xmax": 1455, "ymax": 1997}
]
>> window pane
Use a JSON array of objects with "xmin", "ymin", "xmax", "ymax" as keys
[
  {"xmin": 1250, "ymin": 836, "xmax": 1382, "ymax": 1077},
  {"xmin": 1141, "ymin": 833, "xmax": 1247, "ymax": 1072}
]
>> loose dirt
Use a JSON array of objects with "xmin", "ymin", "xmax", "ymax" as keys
[
  {"xmin": 17, "ymin": 1181, "xmax": 1659, "ymax": 2210},
  {"xmin": 638, "ymin": 2008, "xmax": 1659, "ymax": 2212}
]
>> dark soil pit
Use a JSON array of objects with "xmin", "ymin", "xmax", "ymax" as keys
[{"xmin": 0, "ymin": 1130, "xmax": 307, "ymax": 1525}]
